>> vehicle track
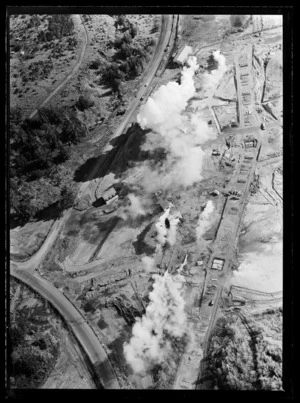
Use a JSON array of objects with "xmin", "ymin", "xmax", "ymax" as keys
[{"xmin": 29, "ymin": 15, "xmax": 88, "ymax": 120}]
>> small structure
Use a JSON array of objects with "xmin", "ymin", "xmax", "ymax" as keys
[
  {"xmin": 103, "ymin": 187, "xmax": 117, "ymax": 202},
  {"xmin": 157, "ymin": 197, "xmax": 172, "ymax": 212},
  {"xmin": 173, "ymin": 45, "xmax": 193, "ymax": 66},
  {"xmin": 211, "ymin": 258, "xmax": 225, "ymax": 271},
  {"xmin": 242, "ymin": 92, "xmax": 251, "ymax": 105},
  {"xmin": 212, "ymin": 149, "xmax": 221, "ymax": 156},
  {"xmin": 196, "ymin": 260, "xmax": 204, "ymax": 267},
  {"xmin": 238, "ymin": 55, "xmax": 248, "ymax": 68},
  {"xmin": 244, "ymin": 139, "xmax": 258, "ymax": 149}
]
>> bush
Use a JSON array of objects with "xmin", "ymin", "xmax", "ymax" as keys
[
  {"xmin": 76, "ymin": 95, "xmax": 94, "ymax": 111},
  {"xmin": 230, "ymin": 15, "xmax": 248, "ymax": 28}
]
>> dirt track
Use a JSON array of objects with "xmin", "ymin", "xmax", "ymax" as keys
[{"xmin": 29, "ymin": 15, "xmax": 88, "ymax": 119}]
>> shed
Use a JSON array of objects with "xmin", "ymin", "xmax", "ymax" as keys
[
  {"xmin": 103, "ymin": 187, "xmax": 117, "ymax": 202},
  {"xmin": 212, "ymin": 258, "xmax": 225, "ymax": 271},
  {"xmin": 174, "ymin": 45, "xmax": 193, "ymax": 66},
  {"xmin": 157, "ymin": 198, "xmax": 171, "ymax": 211}
]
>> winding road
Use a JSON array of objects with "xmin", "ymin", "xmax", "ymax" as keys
[
  {"xmin": 11, "ymin": 267, "xmax": 119, "ymax": 389},
  {"xmin": 11, "ymin": 15, "xmax": 175, "ymax": 389}
]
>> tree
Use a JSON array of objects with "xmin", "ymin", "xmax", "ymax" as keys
[
  {"xmin": 130, "ymin": 25, "xmax": 137, "ymax": 38},
  {"xmin": 76, "ymin": 94, "xmax": 94, "ymax": 111}
]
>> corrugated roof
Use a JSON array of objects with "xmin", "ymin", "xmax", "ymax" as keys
[{"xmin": 103, "ymin": 187, "xmax": 116, "ymax": 200}]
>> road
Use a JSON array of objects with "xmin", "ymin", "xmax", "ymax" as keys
[
  {"xmin": 11, "ymin": 266, "xmax": 120, "ymax": 389},
  {"xmin": 194, "ymin": 44, "xmax": 265, "ymax": 389},
  {"xmin": 29, "ymin": 15, "xmax": 88, "ymax": 120},
  {"xmin": 10, "ymin": 16, "xmax": 174, "ymax": 389},
  {"xmin": 13, "ymin": 210, "xmax": 71, "ymax": 274},
  {"xmin": 81, "ymin": 15, "xmax": 174, "ymax": 184}
]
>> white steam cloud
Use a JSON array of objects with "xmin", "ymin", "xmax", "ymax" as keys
[
  {"xmin": 137, "ymin": 55, "xmax": 216, "ymax": 193},
  {"xmin": 203, "ymin": 50, "xmax": 227, "ymax": 93},
  {"xmin": 118, "ymin": 193, "xmax": 150, "ymax": 220},
  {"xmin": 232, "ymin": 241, "xmax": 282, "ymax": 293},
  {"xmin": 154, "ymin": 207, "xmax": 181, "ymax": 252},
  {"xmin": 196, "ymin": 200, "xmax": 215, "ymax": 240},
  {"xmin": 167, "ymin": 213, "xmax": 181, "ymax": 247},
  {"xmin": 122, "ymin": 52, "xmax": 223, "ymax": 376},
  {"xmin": 123, "ymin": 269, "xmax": 186, "ymax": 374},
  {"xmin": 155, "ymin": 207, "xmax": 171, "ymax": 251}
]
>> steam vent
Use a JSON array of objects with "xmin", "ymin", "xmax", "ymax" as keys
[{"xmin": 9, "ymin": 10, "xmax": 289, "ymax": 394}]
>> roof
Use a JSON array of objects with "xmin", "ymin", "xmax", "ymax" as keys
[
  {"xmin": 212, "ymin": 258, "xmax": 225, "ymax": 270},
  {"xmin": 103, "ymin": 187, "xmax": 116, "ymax": 200},
  {"xmin": 174, "ymin": 45, "xmax": 193, "ymax": 64},
  {"xmin": 157, "ymin": 198, "xmax": 170, "ymax": 211}
]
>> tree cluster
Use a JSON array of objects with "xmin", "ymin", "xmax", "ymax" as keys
[
  {"xmin": 114, "ymin": 15, "xmax": 137, "ymax": 38},
  {"xmin": 23, "ymin": 59, "xmax": 54, "ymax": 83},
  {"xmin": 207, "ymin": 314, "xmax": 282, "ymax": 391},
  {"xmin": 10, "ymin": 107, "xmax": 83, "ymax": 222},
  {"xmin": 37, "ymin": 15, "xmax": 74, "ymax": 42},
  {"xmin": 9, "ymin": 290, "xmax": 60, "ymax": 389},
  {"xmin": 207, "ymin": 317, "xmax": 257, "ymax": 390},
  {"xmin": 101, "ymin": 37, "xmax": 148, "ymax": 95}
]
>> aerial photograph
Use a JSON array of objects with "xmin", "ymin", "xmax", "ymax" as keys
[{"xmin": 8, "ymin": 11, "xmax": 286, "ymax": 391}]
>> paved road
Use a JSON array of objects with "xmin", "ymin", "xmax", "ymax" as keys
[
  {"xmin": 11, "ymin": 266, "xmax": 120, "ymax": 389},
  {"xmin": 81, "ymin": 15, "xmax": 174, "ymax": 185},
  {"xmin": 29, "ymin": 15, "xmax": 88, "ymax": 120},
  {"xmin": 11, "ymin": 17, "xmax": 174, "ymax": 389}
]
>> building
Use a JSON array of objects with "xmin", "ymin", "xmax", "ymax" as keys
[
  {"xmin": 157, "ymin": 197, "xmax": 172, "ymax": 212},
  {"xmin": 211, "ymin": 258, "xmax": 225, "ymax": 271},
  {"xmin": 103, "ymin": 187, "xmax": 117, "ymax": 202},
  {"xmin": 244, "ymin": 139, "xmax": 258, "ymax": 149},
  {"xmin": 174, "ymin": 45, "xmax": 193, "ymax": 66}
]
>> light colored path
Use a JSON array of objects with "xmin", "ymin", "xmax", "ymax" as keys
[{"xmin": 29, "ymin": 15, "xmax": 88, "ymax": 119}]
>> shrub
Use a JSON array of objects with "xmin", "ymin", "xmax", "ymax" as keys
[{"xmin": 76, "ymin": 94, "xmax": 94, "ymax": 111}]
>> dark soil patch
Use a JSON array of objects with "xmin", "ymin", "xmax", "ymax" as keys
[
  {"xmin": 97, "ymin": 317, "xmax": 108, "ymax": 330},
  {"xmin": 132, "ymin": 222, "xmax": 156, "ymax": 256}
]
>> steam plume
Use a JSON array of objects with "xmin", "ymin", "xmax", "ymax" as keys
[
  {"xmin": 203, "ymin": 50, "xmax": 227, "ymax": 93},
  {"xmin": 123, "ymin": 269, "xmax": 186, "ymax": 374},
  {"xmin": 155, "ymin": 207, "xmax": 171, "ymax": 251},
  {"xmin": 136, "ymin": 55, "xmax": 216, "ymax": 193},
  {"xmin": 196, "ymin": 200, "xmax": 215, "ymax": 240},
  {"xmin": 118, "ymin": 193, "xmax": 150, "ymax": 220},
  {"xmin": 167, "ymin": 212, "xmax": 182, "ymax": 246}
]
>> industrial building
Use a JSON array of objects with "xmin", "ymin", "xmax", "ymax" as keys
[
  {"xmin": 173, "ymin": 45, "xmax": 193, "ymax": 66},
  {"xmin": 211, "ymin": 258, "xmax": 225, "ymax": 271},
  {"xmin": 244, "ymin": 138, "xmax": 258, "ymax": 149}
]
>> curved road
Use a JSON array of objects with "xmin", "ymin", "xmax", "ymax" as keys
[
  {"xmin": 11, "ymin": 266, "xmax": 119, "ymax": 389},
  {"xmin": 82, "ymin": 14, "xmax": 174, "ymax": 186},
  {"xmin": 29, "ymin": 15, "xmax": 88, "ymax": 120},
  {"xmin": 11, "ymin": 16, "xmax": 174, "ymax": 389},
  {"xmin": 14, "ymin": 210, "xmax": 70, "ymax": 274}
]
